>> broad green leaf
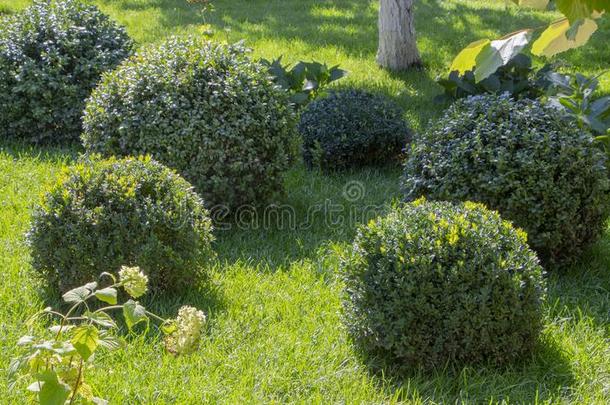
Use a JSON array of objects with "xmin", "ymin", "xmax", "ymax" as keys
[
  {"xmin": 95, "ymin": 287, "xmax": 117, "ymax": 305},
  {"xmin": 98, "ymin": 330, "xmax": 122, "ymax": 351},
  {"xmin": 123, "ymin": 300, "xmax": 148, "ymax": 331},
  {"xmin": 62, "ymin": 282, "xmax": 97, "ymax": 303},
  {"xmin": 161, "ymin": 321, "xmax": 177, "ymax": 335},
  {"xmin": 450, "ymin": 39, "xmax": 490, "ymax": 74},
  {"xmin": 84, "ymin": 311, "xmax": 117, "ymax": 328},
  {"xmin": 35, "ymin": 371, "xmax": 71, "ymax": 405},
  {"xmin": 48, "ymin": 324, "xmax": 75, "ymax": 334},
  {"xmin": 512, "ymin": 0, "xmax": 550, "ymax": 9},
  {"xmin": 474, "ymin": 30, "xmax": 531, "ymax": 82},
  {"xmin": 532, "ymin": 18, "xmax": 598, "ymax": 57},
  {"xmin": 71, "ymin": 325, "xmax": 99, "ymax": 361}
]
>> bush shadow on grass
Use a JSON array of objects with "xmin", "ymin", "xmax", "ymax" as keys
[
  {"xmin": 212, "ymin": 164, "xmax": 402, "ymax": 272},
  {"xmin": 358, "ymin": 336, "xmax": 574, "ymax": 403}
]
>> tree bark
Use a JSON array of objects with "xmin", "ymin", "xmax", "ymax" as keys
[{"xmin": 377, "ymin": 0, "xmax": 422, "ymax": 70}]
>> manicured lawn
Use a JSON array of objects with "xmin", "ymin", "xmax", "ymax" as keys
[{"xmin": 0, "ymin": 0, "xmax": 609, "ymax": 403}]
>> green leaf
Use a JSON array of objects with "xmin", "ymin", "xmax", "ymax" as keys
[
  {"xmin": 475, "ymin": 30, "xmax": 531, "ymax": 82},
  {"xmin": 84, "ymin": 311, "xmax": 117, "ymax": 328},
  {"xmin": 95, "ymin": 287, "xmax": 117, "ymax": 305},
  {"xmin": 71, "ymin": 325, "xmax": 99, "ymax": 361},
  {"xmin": 62, "ymin": 282, "xmax": 97, "ymax": 303},
  {"xmin": 123, "ymin": 300, "xmax": 148, "ymax": 331},
  {"xmin": 532, "ymin": 18, "xmax": 598, "ymax": 57},
  {"xmin": 35, "ymin": 371, "xmax": 70, "ymax": 405},
  {"xmin": 161, "ymin": 321, "xmax": 177, "ymax": 335},
  {"xmin": 98, "ymin": 330, "xmax": 122, "ymax": 351},
  {"xmin": 450, "ymin": 39, "xmax": 490, "ymax": 74}
]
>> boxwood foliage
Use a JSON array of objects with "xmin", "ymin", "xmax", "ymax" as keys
[
  {"xmin": 341, "ymin": 199, "xmax": 545, "ymax": 368},
  {"xmin": 403, "ymin": 94, "xmax": 610, "ymax": 267},
  {"xmin": 298, "ymin": 89, "xmax": 412, "ymax": 170},
  {"xmin": 0, "ymin": 0, "xmax": 132, "ymax": 143},
  {"xmin": 82, "ymin": 36, "xmax": 295, "ymax": 211},
  {"xmin": 28, "ymin": 156, "xmax": 215, "ymax": 293}
]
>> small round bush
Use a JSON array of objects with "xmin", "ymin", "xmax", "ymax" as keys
[
  {"xmin": 82, "ymin": 36, "xmax": 295, "ymax": 210},
  {"xmin": 403, "ymin": 94, "xmax": 610, "ymax": 267},
  {"xmin": 0, "ymin": 0, "xmax": 133, "ymax": 143},
  {"xmin": 298, "ymin": 89, "xmax": 412, "ymax": 170},
  {"xmin": 28, "ymin": 156, "xmax": 214, "ymax": 293},
  {"xmin": 341, "ymin": 199, "xmax": 545, "ymax": 368}
]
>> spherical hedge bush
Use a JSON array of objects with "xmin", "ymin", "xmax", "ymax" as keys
[
  {"xmin": 341, "ymin": 199, "xmax": 545, "ymax": 368},
  {"xmin": 28, "ymin": 156, "xmax": 214, "ymax": 293},
  {"xmin": 0, "ymin": 0, "xmax": 132, "ymax": 143},
  {"xmin": 403, "ymin": 94, "xmax": 610, "ymax": 267},
  {"xmin": 298, "ymin": 89, "xmax": 412, "ymax": 170},
  {"xmin": 82, "ymin": 36, "xmax": 295, "ymax": 210}
]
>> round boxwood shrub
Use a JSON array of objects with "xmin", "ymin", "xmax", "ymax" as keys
[
  {"xmin": 298, "ymin": 89, "xmax": 412, "ymax": 170},
  {"xmin": 27, "ymin": 156, "xmax": 214, "ymax": 293},
  {"xmin": 341, "ymin": 199, "xmax": 545, "ymax": 368},
  {"xmin": 0, "ymin": 0, "xmax": 133, "ymax": 143},
  {"xmin": 82, "ymin": 36, "xmax": 295, "ymax": 211},
  {"xmin": 403, "ymin": 94, "xmax": 610, "ymax": 267}
]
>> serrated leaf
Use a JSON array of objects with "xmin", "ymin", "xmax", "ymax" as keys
[
  {"xmin": 98, "ymin": 330, "xmax": 122, "ymax": 351},
  {"xmin": 84, "ymin": 311, "xmax": 117, "ymax": 328},
  {"xmin": 450, "ymin": 39, "xmax": 490, "ymax": 74},
  {"xmin": 71, "ymin": 325, "xmax": 99, "ymax": 361},
  {"xmin": 95, "ymin": 287, "xmax": 117, "ymax": 305},
  {"xmin": 62, "ymin": 282, "xmax": 97, "ymax": 304},
  {"xmin": 532, "ymin": 18, "xmax": 598, "ymax": 57},
  {"xmin": 123, "ymin": 300, "xmax": 148, "ymax": 331},
  {"xmin": 35, "ymin": 370, "xmax": 70, "ymax": 405},
  {"xmin": 556, "ymin": 0, "xmax": 608, "ymax": 22}
]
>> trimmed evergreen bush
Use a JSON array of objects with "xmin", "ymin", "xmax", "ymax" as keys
[
  {"xmin": 403, "ymin": 94, "xmax": 609, "ymax": 267},
  {"xmin": 341, "ymin": 199, "xmax": 545, "ymax": 368},
  {"xmin": 298, "ymin": 89, "xmax": 411, "ymax": 170},
  {"xmin": 0, "ymin": 0, "xmax": 132, "ymax": 143},
  {"xmin": 82, "ymin": 36, "xmax": 295, "ymax": 210},
  {"xmin": 28, "ymin": 156, "xmax": 214, "ymax": 293}
]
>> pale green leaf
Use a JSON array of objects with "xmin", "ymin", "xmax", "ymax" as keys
[
  {"xmin": 450, "ymin": 39, "xmax": 490, "ymax": 74},
  {"xmin": 62, "ymin": 282, "xmax": 97, "ymax": 303},
  {"xmin": 123, "ymin": 300, "xmax": 148, "ymax": 331},
  {"xmin": 512, "ymin": 0, "xmax": 550, "ymax": 9},
  {"xmin": 71, "ymin": 325, "xmax": 99, "ymax": 361},
  {"xmin": 532, "ymin": 18, "xmax": 598, "ymax": 57},
  {"xmin": 95, "ymin": 287, "xmax": 117, "ymax": 305},
  {"xmin": 84, "ymin": 311, "xmax": 117, "ymax": 328}
]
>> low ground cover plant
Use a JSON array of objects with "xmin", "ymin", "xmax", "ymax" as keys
[
  {"xmin": 340, "ymin": 199, "xmax": 546, "ymax": 368},
  {"xmin": 0, "ymin": 0, "xmax": 132, "ymax": 143},
  {"xmin": 82, "ymin": 36, "xmax": 295, "ymax": 210},
  {"xmin": 403, "ymin": 93, "xmax": 610, "ymax": 267},
  {"xmin": 9, "ymin": 266, "xmax": 206, "ymax": 404},
  {"xmin": 299, "ymin": 89, "xmax": 411, "ymax": 171},
  {"xmin": 28, "ymin": 156, "xmax": 214, "ymax": 293}
]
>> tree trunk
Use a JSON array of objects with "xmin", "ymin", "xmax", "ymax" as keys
[{"xmin": 377, "ymin": 0, "xmax": 422, "ymax": 70}]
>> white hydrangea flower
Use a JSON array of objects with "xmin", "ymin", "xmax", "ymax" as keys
[
  {"xmin": 165, "ymin": 306, "xmax": 206, "ymax": 355},
  {"xmin": 118, "ymin": 266, "xmax": 148, "ymax": 298}
]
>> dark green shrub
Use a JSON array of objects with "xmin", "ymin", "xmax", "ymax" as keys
[
  {"xmin": 403, "ymin": 94, "xmax": 610, "ymax": 267},
  {"xmin": 28, "ymin": 156, "xmax": 214, "ymax": 293},
  {"xmin": 298, "ymin": 90, "xmax": 412, "ymax": 170},
  {"xmin": 82, "ymin": 37, "xmax": 295, "ymax": 210},
  {"xmin": 341, "ymin": 199, "xmax": 545, "ymax": 368},
  {"xmin": 0, "ymin": 0, "xmax": 132, "ymax": 143}
]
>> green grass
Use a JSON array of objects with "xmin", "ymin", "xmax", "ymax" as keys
[{"xmin": 0, "ymin": 0, "xmax": 609, "ymax": 403}]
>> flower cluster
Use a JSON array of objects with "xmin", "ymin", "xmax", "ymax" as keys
[
  {"xmin": 165, "ymin": 306, "xmax": 207, "ymax": 355},
  {"xmin": 119, "ymin": 266, "xmax": 149, "ymax": 298}
]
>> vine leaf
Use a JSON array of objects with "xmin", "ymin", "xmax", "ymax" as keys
[{"xmin": 123, "ymin": 300, "xmax": 148, "ymax": 331}]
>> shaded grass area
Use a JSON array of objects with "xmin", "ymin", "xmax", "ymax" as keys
[{"xmin": 0, "ymin": 0, "xmax": 609, "ymax": 403}]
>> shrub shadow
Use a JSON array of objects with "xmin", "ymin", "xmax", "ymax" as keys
[{"xmin": 213, "ymin": 165, "xmax": 402, "ymax": 272}]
